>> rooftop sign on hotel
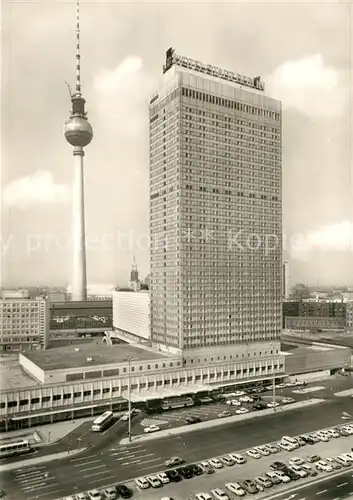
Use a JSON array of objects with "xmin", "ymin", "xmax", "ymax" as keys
[{"xmin": 163, "ymin": 47, "xmax": 265, "ymax": 92}]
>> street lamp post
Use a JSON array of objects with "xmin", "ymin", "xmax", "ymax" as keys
[
  {"xmin": 124, "ymin": 357, "xmax": 137, "ymax": 443},
  {"xmin": 128, "ymin": 359, "xmax": 132, "ymax": 443}
]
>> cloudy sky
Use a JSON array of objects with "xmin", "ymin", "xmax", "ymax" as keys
[{"xmin": 1, "ymin": 0, "xmax": 352, "ymax": 289}]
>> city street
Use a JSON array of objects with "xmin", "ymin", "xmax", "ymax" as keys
[{"xmin": 1, "ymin": 397, "xmax": 352, "ymax": 500}]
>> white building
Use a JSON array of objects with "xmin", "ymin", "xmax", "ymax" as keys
[
  {"xmin": 149, "ymin": 48, "xmax": 282, "ymax": 369},
  {"xmin": 0, "ymin": 298, "xmax": 49, "ymax": 352},
  {"xmin": 112, "ymin": 291, "xmax": 150, "ymax": 341}
]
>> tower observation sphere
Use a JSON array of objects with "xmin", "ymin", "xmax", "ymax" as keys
[{"xmin": 64, "ymin": 115, "xmax": 93, "ymax": 148}]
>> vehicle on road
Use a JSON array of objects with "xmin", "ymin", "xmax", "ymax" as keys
[
  {"xmin": 282, "ymin": 397, "xmax": 295, "ymax": 404},
  {"xmin": 209, "ymin": 458, "xmax": 223, "ymax": 469},
  {"xmin": 211, "ymin": 488, "xmax": 230, "ymax": 500},
  {"xmin": 220, "ymin": 455, "xmax": 235, "ymax": 466},
  {"xmin": 121, "ymin": 409, "xmax": 139, "ymax": 422},
  {"xmin": 185, "ymin": 416, "xmax": 201, "ymax": 424},
  {"xmin": 144, "ymin": 424, "xmax": 160, "ymax": 433},
  {"xmin": 102, "ymin": 487, "xmax": 117, "ymax": 500},
  {"xmin": 246, "ymin": 448, "xmax": 261, "ymax": 459},
  {"xmin": 199, "ymin": 461, "xmax": 215, "ymax": 474},
  {"xmin": 164, "ymin": 456, "xmax": 184, "ymax": 467},
  {"xmin": 135, "ymin": 477, "xmax": 150, "ymax": 489},
  {"xmin": 217, "ymin": 410, "xmax": 231, "ymax": 418},
  {"xmin": 229, "ymin": 453, "xmax": 246, "ymax": 464},
  {"xmin": 0, "ymin": 439, "xmax": 32, "ymax": 459},
  {"xmin": 225, "ymin": 482, "xmax": 246, "ymax": 496},
  {"xmin": 161, "ymin": 396, "xmax": 194, "ymax": 410},
  {"xmin": 267, "ymin": 401, "xmax": 280, "ymax": 408},
  {"xmin": 115, "ymin": 485, "xmax": 133, "ymax": 498}
]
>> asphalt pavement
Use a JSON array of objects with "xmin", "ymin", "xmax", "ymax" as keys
[
  {"xmin": 1, "ymin": 397, "xmax": 353, "ymax": 500},
  {"xmin": 264, "ymin": 471, "xmax": 353, "ymax": 500}
]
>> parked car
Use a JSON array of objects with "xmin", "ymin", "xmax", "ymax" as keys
[{"xmin": 144, "ymin": 425, "xmax": 160, "ymax": 434}]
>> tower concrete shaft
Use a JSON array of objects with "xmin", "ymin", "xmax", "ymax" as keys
[{"xmin": 72, "ymin": 146, "xmax": 87, "ymax": 301}]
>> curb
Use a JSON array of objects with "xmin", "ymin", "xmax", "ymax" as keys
[{"xmin": 119, "ymin": 398, "xmax": 325, "ymax": 445}]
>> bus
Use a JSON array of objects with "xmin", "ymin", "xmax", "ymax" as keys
[
  {"xmin": 91, "ymin": 411, "xmax": 114, "ymax": 432},
  {"xmin": 0, "ymin": 439, "xmax": 32, "ymax": 459},
  {"xmin": 161, "ymin": 396, "xmax": 194, "ymax": 411}
]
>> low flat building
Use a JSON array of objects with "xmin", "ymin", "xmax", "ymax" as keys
[
  {"xmin": 0, "ymin": 340, "xmax": 285, "ymax": 430},
  {"xmin": 112, "ymin": 291, "xmax": 150, "ymax": 342},
  {"xmin": 0, "ymin": 298, "xmax": 49, "ymax": 352},
  {"xmin": 285, "ymin": 316, "xmax": 346, "ymax": 331}
]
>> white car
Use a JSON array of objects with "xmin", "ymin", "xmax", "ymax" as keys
[
  {"xmin": 146, "ymin": 475, "xmax": 162, "ymax": 488},
  {"xmin": 315, "ymin": 460, "xmax": 333, "ymax": 472},
  {"xmin": 314, "ymin": 431, "xmax": 329, "ymax": 442},
  {"xmin": 274, "ymin": 471, "xmax": 291, "ymax": 483},
  {"xmin": 195, "ymin": 494, "xmax": 212, "ymax": 500},
  {"xmin": 289, "ymin": 457, "xmax": 305, "ymax": 467},
  {"xmin": 144, "ymin": 425, "xmax": 160, "ymax": 433},
  {"xmin": 335, "ymin": 455, "xmax": 351, "ymax": 467},
  {"xmin": 229, "ymin": 453, "xmax": 246, "ymax": 464},
  {"xmin": 326, "ymin": 428, "xmax": 340, "ymax": 438},
  {"xmin": 225, "ymin": 483, "xmax": 246, "ymax": 497},
  {"xmin": 209, "ymin": 458, "xmax": 223, "ymax": 469},
  {"xmin": 236, "ymin": 407, "xmax": 249, "ymax": 415},
  {"xmin": 278, "ymin": 441, "xmax": 296, "ymax": 452},
  {"xmin": 267, "ymin": 444, "xmax": 280, "ymax": 453},
  {"xmin": 246, "ymin": 448, "xmax": 261, "ymax": 459},
  {"xmin": 227, "ymin": 399, "xmax": 241, "ymax": 406},
  {"xmin": 234, "ymin": 391, "xmax": 245, "ymax": 396},
  {"xmin": 255, "ymin": 445, "xmax": 271, "ymax": 456},
  {"xmin": 342, "ymin": 452, "xmax": 353, "ymax": 462},
  {"xmin": 267, "ymin": 401, "xmax": 280, "ymax": 408},
  {"xmin": 87, "ymin": 491, "xmax": 103, "ymax": 500},
  {"xmin": 103, "ymin": 488, "xmax": 117, "ymax": 500},
  {"xmin": 211, "ymin": 488, "xmax": 229, "ymax": 500},
  {"xmin": 341, "ymin": 426, "xmax": 353, "ymax": 435},
  {"xmin": 289, "ymin": 465, "xmax": 308, "ymax": 478},
  {"xmin": 239, "ymin": 396, "xmax": 252, "ymax": 403},
  {"xmin": 220, "ymin": 455, "xmax": 235, "ymax": 466},
  {"xmin": 76, "ymin": 494, "xmax": 89, "ymax": 500},
  {"xmin": 156, "ymin": 472, "xmax": 170, "ymax": 484},
  {"xmin": 282, "ymin": 397, "xmax": 295, "ymax": 404},
  {"xmin": 135, "ymin": 477, "xmax": 150, "ymax": 490}
]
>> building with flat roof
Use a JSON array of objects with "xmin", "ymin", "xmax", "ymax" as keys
[
  {"xmin": 149, "ymin": 48, "xmax": 282, "ymax": 364},
  {"xmin": 0, "ymin": 298, "xmax": 49, "ymax": 352},
  {"xmin": 112, "ymin": 291, "xmax": 150, "ymax": 342}
]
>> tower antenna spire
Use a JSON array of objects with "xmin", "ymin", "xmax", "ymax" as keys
[{"xmin": 76, "ymin": 1, "xmax": 81, "ymax": 94}]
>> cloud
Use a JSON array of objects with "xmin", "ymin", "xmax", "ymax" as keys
[
  {"xmin": 92, "ymin": 56, "xmax": 154, "ymax": 140},
  {"xmin": 3, "ymin": 170, "xmax": 69, "ymax": 210},
  {"xmin": 288, "ymin": 221, "xmax": 353, "ymax": 260},
  {"xmin": 267, "ymin": 54, "xmax": 346, "ymax": 117}
]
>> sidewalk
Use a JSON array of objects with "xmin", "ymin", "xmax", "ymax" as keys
[
  {"xmin": 120, "ymin": 398, "xmax": 325, "ymax": 445},
  {"xmin": 0, "ymin": 448, "xmax": 85, "ymax": 472},
  {"xmin": 0, "ymin": 417, "xmax": 94, "ymax": 446},
  {"xmin": 335, "ymin": 388, "xmax": 353, "ymax": 397}
]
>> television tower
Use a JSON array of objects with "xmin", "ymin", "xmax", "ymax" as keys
[{"xmin": 64, "ymin": 1, "xmax": 93, "ymax": 301}]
